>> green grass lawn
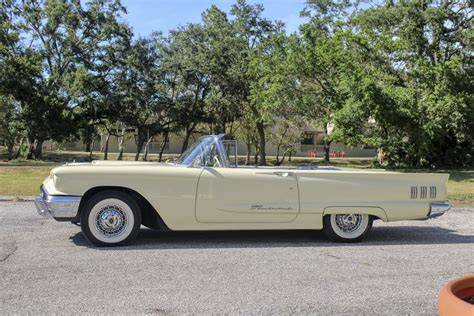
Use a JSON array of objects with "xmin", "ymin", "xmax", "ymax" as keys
[{"xmin": 0, "ymin": 149, "xmax": 472, "ymax": 207}]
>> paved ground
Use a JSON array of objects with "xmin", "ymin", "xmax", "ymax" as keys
[{"xmin": 0, "ymin": 202, "xmax": 473, "ymax": 314}]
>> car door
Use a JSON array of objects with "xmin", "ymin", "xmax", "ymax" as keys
[{"xmin": 195, "ymin": 167, "xmax": 300, "ymax": 223}]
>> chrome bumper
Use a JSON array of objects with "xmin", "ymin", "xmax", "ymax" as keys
[
  {"xmin": 428, "ymin": 202, "xmax": 451, "ymax": 219},
  {"xmin": 34, "ymin": 186, "xmax": 81, "ymax": 220}
]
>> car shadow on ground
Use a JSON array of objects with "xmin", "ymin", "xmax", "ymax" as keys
[{"xmin": 70, "ymin": 224, "xmax": 474, "ymax": 249}]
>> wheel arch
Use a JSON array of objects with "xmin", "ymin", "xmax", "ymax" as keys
[
  {"xmin": 323, "ymin": 206, "xmax": 388, "ymax": 222},
  {"xmin": 78, "ymin": 186, "xmax": 170, "ymax": 231}
]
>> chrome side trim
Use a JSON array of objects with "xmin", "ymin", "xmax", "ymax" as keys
[
  {"xmin": 34, "ymin": 186, "xmax": 81, "ymax": 219},
  {"xmin": 428, "ymin": 202, "xmax": 451, "ymax": 219}
]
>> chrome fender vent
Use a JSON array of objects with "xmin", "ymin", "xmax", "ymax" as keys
[
  {"xmin": 411, "ymin": 186, "xmax": 437, "ymax": 199},
  {"xmin": 411, "ymin": 186, "xmax": 418, "ymax": 199},
  {"xmin": 430, "ymin": 186, "xmax": 437, "ymax": 198},
  {"xmin": 420, "ymin": 186, "xmax": 427, "ymax": 199}
]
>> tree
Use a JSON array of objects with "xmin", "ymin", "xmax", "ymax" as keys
[
  {"xmin": 1, "ymin": 0, "xmax": 129, "ymax": 159},
  {"xmin": 230, "ymin": 0, "xmax": 284, "ymax": 165},
  {"xmin": 164, "ymin": 24, "xmax": 212, "ymax": 153},
  {"xmin": 291, "ymin": 0, "xmax": 359, "ymax": 163},
  {"xmin": 331, "ymin": 0, "xmax": 473, "ymax": 167},
  {"xmin": 114, "ymin": 34, "xmax": 173, "ymax": 161},
  {"xmin": 1, "ymin": 0, "xmax": 471, "ymax": 168},
  {"xmin": 268, "ymin": 115, "xmax": 305, "ymax": 165},
  {"xmin": 69, "ymin": 21, "xmax": 132, "ymax": 160},
  {"xmin": 234, "ymin": 112, "xmax": 259, "ymax": 165},
  {"xmin": 0, "ymin": 96, "xmax": 22, "ymax": 159},
  {"xmin": 201, "ymin": 6, "xmax": 243, "ymax": 137},
  {"xmin": 248, "ymin": 30, "xmax": 307, "ymax": 166}
]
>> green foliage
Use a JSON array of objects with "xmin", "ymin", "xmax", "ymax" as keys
[
  {"xmin": 268, "ymin": 115, "xmax": 306, "ymax": 165},
  {"xmin": 112, "ymin": 34, "xmax": 173, "ymax": 159},
  {"xmin": 0, "ymin": 0, "xmax": 471, "ymax": 167},
  {"xmin": 0, "ymin": 0, "xmax": 130, "ymax": 159},
  {"xmin": 201, "ymin": 5, "xmax": 244, "ymax": 135},
  {"xmin": 164, "ymin": 24, "xmax": 213, "ymax": 151},
  {"xmin": 328, "ymin": 0, "xmax": 473, "ymax": 167},
  {"xmin": 231, "ymin": 0, "xmax": 284, "ymax": 165},
  {"xmin": 0, "ymin": 96, "xmax": 22, "ymax": 159}
]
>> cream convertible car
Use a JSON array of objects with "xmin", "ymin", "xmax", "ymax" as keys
[{"xmin": 35, "ymin": 134, "xmax": 451, "ymax": 246}]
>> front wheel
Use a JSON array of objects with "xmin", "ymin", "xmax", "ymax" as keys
[
  {"xmin": 323, "ymin": 214, "xmax": 373, "ymax": 243},
  {"xmin": 80, "ymin": 191, "xmax": 141, "ymax": 247}
]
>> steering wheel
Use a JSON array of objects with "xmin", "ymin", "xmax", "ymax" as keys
[{"xmin": 213, "ymin": 156, "xmax": 221, "ymax": 167}]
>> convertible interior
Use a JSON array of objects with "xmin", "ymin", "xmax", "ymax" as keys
[{"xmin": 173, "ymin": 134, "xmax": 341, "ymax": 171}]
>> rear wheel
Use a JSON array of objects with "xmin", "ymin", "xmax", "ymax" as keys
[
  {"xmin": 80, "ymin": 191, "xmax": 141, "ymax": 247},
  {"xmin": 323, "ymin": 214, "xmax": 373, "ymax": 243}
]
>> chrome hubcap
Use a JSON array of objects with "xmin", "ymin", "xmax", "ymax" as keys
[
  {"xmin": 335, "ymin": 214, "xmax": 363, "ymax": 233},
  {"xmin": 95, "ymin": 205, "xmax": 128, "ymax": 237}
]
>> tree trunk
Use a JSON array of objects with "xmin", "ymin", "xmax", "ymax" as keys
[
  {"xmin": 214, "ymin": 124, "xmax": 223, "ymax": 134},
  {"xmin": 34, "ymin": 139, "xmax": 44, "ymax": 160},
  {"xmin": 377, "ymin": 148, "xmax": 385, "ymax": 166},
  {"xmin": 253, "ymin": 143, "xmax": 259, "ymax": 165},
  {"xmin": 228, "ymin": 118, "xmax": 235, "ymax": 139},
  {"xmin": 181, "ymin": 128, "xmax": 192, "ymax": 153},
  {"xmin": 117, "ymin": 127, "xmax": 125, "ymax": 160},
  {"xmin": 103, "ymin": 132, "xmax": 111, "ymax": 160},
  {"xmin": 323, "ymin": 139, "xmax": 332, "ymax": 164},
  {"xmin": 4, "ymin": 134, "xmax": 15, "ymax": 160},
  {"xmin": 7, "ymin": 142, "xmax": 14, "ymax": 160},
  {"xmin": 245, "ymin": 142, "xmax": 251, "ymax": 165},
  {"xmin": 256, "ymin": 122, "xmax": 266, "ymax": 166},
  {"xmin": 85, "ymin": 139, "xmax": 91, "ymax": 153},
  {"xmin": 27, "ymin": 137, "xmax": 35, "ymax": 160},
  {"xmin": 276, "ymin": 151, "xmax": 287, "ymax": 166},
  {"xmin": 158, "ymin": 131, "xmax": 169, "ymax": 162},
  {"xmin": 26, "ymin": 138, "xmax": 44, "ymax": 160},
  {"xmin": 89, "ymin": 138, "xmax": 95, "ymax": 161},
  {"xmin": 15, "ymin": 137, "xmax": 24, "ymax": 159},
  {"xmin": 135, "ymin": 136, "xmax": 145, "ymax": 161},
  {"xmin": 143, "ymin": 136, "xmax": 153, "ymax": 161},
  {"xmin": 275, "ymin": 144, "xmax": 281, "ymax": 166}
]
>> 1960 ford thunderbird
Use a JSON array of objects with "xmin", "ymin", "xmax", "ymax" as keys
[{"xmin": 35, "ymin": 134, "xmax": 451, "ymax": 246}]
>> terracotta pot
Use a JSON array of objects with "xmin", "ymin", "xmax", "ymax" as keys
[{"xmin": 438, "ymin": 274, "xmax": 474, "ymax": 316}]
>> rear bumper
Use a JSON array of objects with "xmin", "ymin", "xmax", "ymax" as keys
[
  {"xmin": 34, "ymin": 186, "xmax": 81, "ymax": 220},
  {"xmin": 428, "ymin": 202, "xmax": 451, "ymax": 219}
]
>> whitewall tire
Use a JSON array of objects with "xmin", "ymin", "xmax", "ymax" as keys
[
  {"xmin": 80, "ymin": 191, "xmax": 141, "ymax": 247},
  {"xmin": 323, "ymin": 214, "xmax": 373, "ymax": 242}
]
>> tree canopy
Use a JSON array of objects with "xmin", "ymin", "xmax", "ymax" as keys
[{"xmin": 0, "ymin": 0, "xmax": 472, "ymax": 167}]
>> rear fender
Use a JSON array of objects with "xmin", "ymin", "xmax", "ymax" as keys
[{"xmin": 323, "ymin": 206, "xmax": 388, "ymax": 222}]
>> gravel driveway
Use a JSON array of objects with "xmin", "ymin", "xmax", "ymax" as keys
[{"xmin": 0, "ymin": 201, "xmax": 473, "ymax": 314}]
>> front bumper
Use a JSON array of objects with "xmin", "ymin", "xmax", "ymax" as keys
[
  {"xmin": 34, "ymin": 186, "xmax": 81, "ymax": 220},
  {"xmin": 428, "ymin": 202, "xmax": 451, "ymax": 219}
]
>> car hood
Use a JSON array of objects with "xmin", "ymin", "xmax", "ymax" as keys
[{"xmin": 49, "ymin": 160, "xmax": 179, "ymax": 180}]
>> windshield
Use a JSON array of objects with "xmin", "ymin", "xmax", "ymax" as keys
[{"xmin": 176, "ymin": 136, "xmax": 216, "ymax": 166}]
